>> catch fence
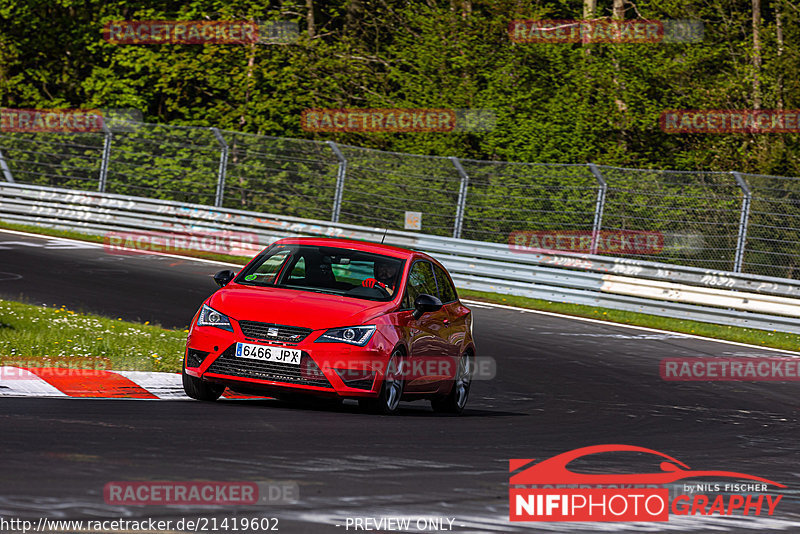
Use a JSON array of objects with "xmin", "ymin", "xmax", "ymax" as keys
[{"xmin": 1, "ymin": 121, "xmax": 798, "ymax": 279}]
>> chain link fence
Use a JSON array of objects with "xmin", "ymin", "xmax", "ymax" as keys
[
  {"xmin": 458, "ymin": 161, "xmax": 598, "ymax": 243},
  {"xmin": 598, "ymin": 166, "xmax": 744, "ymax": 271},
  {"xmin": 0, "ymin": 131, "xmax": 105, "ymax": 190},
  {"xmin": 336, "ymin": 146, "xmax": 462, "ymax": 234},
  {"xmin": 1, "ymin": 122, "xmax": 798, "ymax": 279},
  {"xmin": 104, "ymin": 123, "xmax": 221, "ymax": 204},
  {"xmin": 223, "ymin": 132, "xmax": 339, "ymax": 221},
  {"xmin": 740, "ymin": 172, "xmax": 800, "ymax": 279}
]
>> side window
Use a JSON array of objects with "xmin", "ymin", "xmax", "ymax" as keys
[
  {"xmin": 433, "ymin": 264, "xmax": 457, "ymax": 303},
  {"xmin": 286, "ymin": 257, "xmax": 306, "ymax": 282},
  {"xmin": 244, "ymin": 249, "xmax": 291, "ymax": 284},
  {"xmin": 402, "ymin": 261, "xmax": 438, "ymax": 309}
]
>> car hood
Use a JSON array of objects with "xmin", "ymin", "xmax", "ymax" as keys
[{"xmin": 208, "ymin": 285, "xmax": 391, "ymax": 330}]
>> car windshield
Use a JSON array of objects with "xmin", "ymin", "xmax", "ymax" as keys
[{"xmin": 235, "ymin": 244, "xmax": 405, "ymax": 302}]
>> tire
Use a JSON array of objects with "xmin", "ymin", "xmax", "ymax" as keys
[
  {"xmin": 182, "ymin": 360, "xmax": 225, "ymax": 401},
  {"xmin": 360, "ymin": 350, "xmax": 405, "ymax": 415},
  {"xmin": 431, "ymin": 353, "xmax": 473, "ymax": 414}
]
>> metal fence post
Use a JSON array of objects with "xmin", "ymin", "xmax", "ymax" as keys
[
  {"xmin": 732, "ymin": 171, "xmax": 751, "ymax": 273},
  {"xmin": 98, "ymin": 124, "xmax": 112, "ymax": 192},
  {"xmin": 327, "ymin": 141, "xmax": 346, "ymax": 223},
  {"xmin": 211, "ymin": 128, "xmax": 228, "ymax": 207},
  {"xmin": 588, "ymin": 163, "xmax": 607, "ymax": 255},
  {"xmin": 450, "ymin": 157, "xmax": 469, "ymax": 239},
  {"xmin": 0, "ymin": 146, "xmax": 14, "ymax": 183}
]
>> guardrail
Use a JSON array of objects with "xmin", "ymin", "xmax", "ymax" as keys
[
  {"xmin": 6, "ymin": 123, "xmax": 800, "ymax": 280},
  {"xmin": 3, "ymin": 181, "xmax": 800, "ymax": 335}
]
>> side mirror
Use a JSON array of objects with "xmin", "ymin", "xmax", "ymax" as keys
[
  {"xmin": 412, "ymin": 294, "xmax": 443, "ymax": 319},
  {"xmin": 213, "ymin": 270, "xmax": 236, "ymax": 288}
]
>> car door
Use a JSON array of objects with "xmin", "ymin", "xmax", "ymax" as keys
[
  {"xmin": 402, "ymin": 260, "xmax": 451, "ymax": 393},
  {"xmin": 432, "ymin": 263, "xmax": 466, "ymax": 383}
]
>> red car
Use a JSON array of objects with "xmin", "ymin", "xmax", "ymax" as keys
[
  {"xmin": 510, "ymin": 445, "xmax": 786, "ymax": 487},
  {"xmin": 182, "ymin": 237, "xmax": 476, "ymax": 414}
]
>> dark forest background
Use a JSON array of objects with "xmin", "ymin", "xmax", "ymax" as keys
[{"xmin": 1, "ymin": 0, "xmax": 798, "ymax": 174}]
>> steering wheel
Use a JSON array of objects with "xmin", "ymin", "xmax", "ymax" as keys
[{"xmin": 374, "ymin": 282, "xmax": 391, "ymax": 297}]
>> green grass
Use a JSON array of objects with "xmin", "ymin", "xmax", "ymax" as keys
[
  {"xmin": 460, "ymin": 289, "xmax": 800, "ymax": 352},
  {"xmin": 0, "ymin": 292, "xmax": 796, "ymax": 378},
  {"xmin": 0, "ymin": 299, "xmax": 186, "ymax": 373},
  {"xmin": 2, "ymin": 222, "xmax": 798, "ymax": 358}
]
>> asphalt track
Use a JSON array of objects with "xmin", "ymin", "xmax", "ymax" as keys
[{"xmin": 0, "ymin": 229, "xmax": 799, "ymax": 533}]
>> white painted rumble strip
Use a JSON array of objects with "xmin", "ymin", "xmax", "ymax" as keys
[
  {"xmin": 0, "ymin": 367, "xmax": 264, "ymax": 400},
  {"xmin": 114, "ymin": 370, "xmax": 186, "ymax": 399},
  {"xmin": 0, "ymin": 367, "xmax": 68, "ymax": 397}
]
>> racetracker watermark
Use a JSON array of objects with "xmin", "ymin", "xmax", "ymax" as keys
[
  {"xmin": 1, "ymin": 108, "xmax": 101, "ymax": 132},
  {"xmin": 660, "ymin": 357, "xmax": 800, "ymax": 381},
  {"xmin": 300, "ymin": 108, "xmax": 496, "ymax": 133},
  {"xmin": 103, "ymin": 481, "xmax": 298, "ymax": 505},
  {"xmin": 508, "ymin": 19, "xmax": 703, "ymax": 44},
  {"xmin": 326, "ymin": 356, "xmax": 496, "ymax": 382},
  {"xmin": 509, "ymin": 230, "xmax": 663, "ymax": 255},
  {"xmin": 510, "ymin": 445, "xmax": 784, "ymax": 523},
  {"xmin": 661, "ymin": 110, "xmax": 800, "ymax": 133},
  {"xmin": 0, "ymin": 108, "xmax": 142, "ymax": 133},
  {"xmin": 0, "ymin": 517, "xmax": 279, "ymax": 533},
  {"xmin": 103, "ymin": 20, "xmax": 299, "ymax": 45},
  {"xmin": 103, "ymin": 230, "xmax": 259, "ymax": 256},
  {"xmin": 0, "ymin": 357, "xmax": 113, "ymax": 380}
]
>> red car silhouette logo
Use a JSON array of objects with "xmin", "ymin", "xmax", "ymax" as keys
[{"xmin": 510, "ymin": 444, "xmax": 785, "ymax": 487}]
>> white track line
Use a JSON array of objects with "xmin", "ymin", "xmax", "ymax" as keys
[
  {"xmin": 461, "ymin": 299, "xmax": 800, "ymax": 356},
  {"xmin": 0, "ymin": 228, "xmax": 244, "ymax": 267}
]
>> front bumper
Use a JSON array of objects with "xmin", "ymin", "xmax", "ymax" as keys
[{"xmin": 184, "ymin": 322, "xmax": 391, "ymax": 399}]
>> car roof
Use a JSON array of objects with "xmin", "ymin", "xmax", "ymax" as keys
[{"xmin": 271, "ymin": 236, "xmax": 425, "ymax": 260}]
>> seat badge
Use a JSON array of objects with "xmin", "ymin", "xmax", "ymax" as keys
[{"xmin": 267, "ymin": 327, "xmax": 279, "ymax": 337}]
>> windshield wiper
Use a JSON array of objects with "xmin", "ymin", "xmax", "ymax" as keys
[{"xmin": 277, "ymin": 285, "xmax": 342, "ymax": 296}]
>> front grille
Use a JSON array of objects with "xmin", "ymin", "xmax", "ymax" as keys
[
  {"xmin": 238, "ymin": 321, "xmax": 312, "ymax": 344},
  {"xmin": 205, "ymin": 345, "xmax": 332, "ymax": 388}
]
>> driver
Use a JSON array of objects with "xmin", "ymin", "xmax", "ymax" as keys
[{"xmin": 362, "ymin": 259, "xmax": 400, "ymax": 295}]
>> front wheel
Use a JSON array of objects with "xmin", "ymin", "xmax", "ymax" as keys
[
  {"xmin": 182, "ymin": 361, "xmax": 225, "ymax": 401},
  {"xmin": 431, "ymin": 353, "xmax": 472, "ymax": 414},
  {"xmin": 360, "ymin": 350, "xmax": 405, "ymax": 415}
]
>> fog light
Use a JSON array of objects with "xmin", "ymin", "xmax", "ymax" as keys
[
  {"xmin": 186, "ymin": 349, "xmax": 209, "ymax": 368},
  {"xmin": 335, "ymin": 368, "xmax": 376, "ymax": 390}
]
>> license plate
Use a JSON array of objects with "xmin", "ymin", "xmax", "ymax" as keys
[{"xmin": 235, "ymin": 342, "xmax": 302, "ymax": 365}]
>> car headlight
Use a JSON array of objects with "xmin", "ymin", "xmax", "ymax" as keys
[
  {"xmin": 316, "ymin": 325, "xmax": 376, "ymax": 346},
  {"xmin": 196, "ymin": 304, "xmax": 234, "ymax": 332}
]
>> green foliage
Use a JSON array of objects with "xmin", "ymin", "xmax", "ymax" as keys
[
  {"xmin": 1, "ymin": 0, "xmax": 798, "ymax": 173},
  {"xmin": 2, "ymin": 0, "xmax": 800, "ymax": 277}
]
